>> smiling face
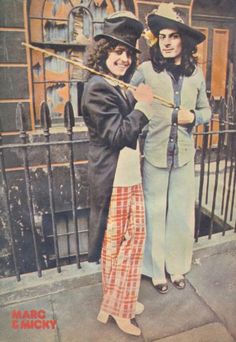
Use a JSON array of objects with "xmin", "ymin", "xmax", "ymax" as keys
[
  {"xmin": 159, "ymin": 28, "xmax": 182, "ymax": 64},
  {"xmin": 106, "ymin": 44, "xmax": 133, "ymax": 78}
]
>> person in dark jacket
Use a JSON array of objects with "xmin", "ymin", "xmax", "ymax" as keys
[{"xmin": 81, "ymin": 11, "xmax": 153, "ymax": 336}]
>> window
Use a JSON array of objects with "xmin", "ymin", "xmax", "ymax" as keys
[{"xmin": 28, "ymin": 0, "xmax": 129, "ymax": 127}]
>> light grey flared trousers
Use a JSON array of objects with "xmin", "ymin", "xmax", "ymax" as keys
[{"xmin": 142, "ymin": 159, "xmax": 195, "ymax": 284}]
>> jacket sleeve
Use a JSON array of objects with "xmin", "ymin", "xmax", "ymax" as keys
[
  {"xmin": 82, "ymin": 80, "xmax": 149, "ymax": 150},
  {"xmin": 130, "ymin": 68, "xmax": 145, "ymax": 86},
  {"xmin": 194, "ymin": 70, "xmax": 212, "ymax": 126}
]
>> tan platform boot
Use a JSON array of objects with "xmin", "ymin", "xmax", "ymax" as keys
[{"xmin": 97, "ymin": 310, "xmax": 141, "ymax": 336}]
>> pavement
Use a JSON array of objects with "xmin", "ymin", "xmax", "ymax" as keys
[{"xmin": 0, "ymin": 231, "xmax": 236, "ymax": 342}]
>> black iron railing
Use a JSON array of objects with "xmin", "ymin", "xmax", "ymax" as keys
[
  {"xmin": 194, "ymin": 96, "xmax": 236, "ymax": 240},
  {"xmin": 0, "ymin": 102, "xmax": 89, "ymax": 281}
]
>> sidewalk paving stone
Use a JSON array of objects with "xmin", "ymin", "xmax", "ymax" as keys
[
  {"xmin": 135, "ymin": 277, "xmax": 217, "ymax": 341},
  {"xmin": 52, "ymin": 283, "xmax": 144, "ymax": 342},
  {"xmin": 0, "ymin": 296, "xmax": 58, "ymax": 342},
  {"xmin": 153, "ymin": 322, "xmax": 235, "ymax": 342},
  {"xmin": 187, "ymin": 249, "xmax": 236, "ymax": 341}
]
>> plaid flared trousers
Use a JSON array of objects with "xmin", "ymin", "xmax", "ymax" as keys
[{"xmin": 100, "ymin": 184, "xmax": 146, "ymax": 319}]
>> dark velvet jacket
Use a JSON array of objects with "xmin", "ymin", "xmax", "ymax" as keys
[{"xmin": 81, "ymin": 75, "xmax": 149, "ymax": 262}]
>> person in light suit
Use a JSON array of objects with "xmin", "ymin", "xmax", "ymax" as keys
[{"xmin": 131, "ymin": 3, "xmax": 211, "ymax": 294}]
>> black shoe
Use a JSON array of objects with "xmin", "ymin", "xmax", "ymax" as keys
[
  {"xmin": 172, "ymin": 278, "xmax": 186, "ymax": 289},
  {"xmin": 154, "ymin": 283, "xmax": 168, "ymax": 294}
]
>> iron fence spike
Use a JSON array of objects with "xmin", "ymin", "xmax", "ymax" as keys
[
  {"xmin": 64, "ymin": 101, "xmax": 75, "ymax": 129},
  {"xmin": 209, "ymin": 96, "xmax": 216, "ymax": 111},
  {"xmin": 227, "ymin": 95, "xmax": 234, "ymax": 115},
  {"xmin": 40, "ymin": 102, "xmax": 51, "ymax": 129},
  {"xmin": 219, "ymin": 98, "xmax": 226, "ymax": 120},
  {"xmin": 16, "ymin": 103, "xmax": 27, "ymax": 131}
]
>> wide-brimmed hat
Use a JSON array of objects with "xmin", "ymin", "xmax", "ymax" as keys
[
  {"xmin": 147, "ymin": 3, "xmax": 205, "ymax": 45},
  {"xmin": 94, "ymin": 11, "xmax": 144, "ymax": 53}
]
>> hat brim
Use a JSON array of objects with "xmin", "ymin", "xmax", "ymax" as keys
[
  {"xmin": 148, "ymin": 14, "xmax": 205, "ymax": 45},
  {"xmin": 93, "ymin": 34, "xmax": 141, "ymax": 53}
]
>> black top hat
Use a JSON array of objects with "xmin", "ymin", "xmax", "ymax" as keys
[
  {"xmin": 94, "ymin": 11, "xmax": 144, "ymax": 53},
  {"xmin": 147, "ymin": 3, "xmax": 205, "ymax": 45}
]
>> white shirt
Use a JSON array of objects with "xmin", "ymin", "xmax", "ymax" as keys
[{"xmin": 113, "ymin": 146, "xmax": 142, "ymax": 186}]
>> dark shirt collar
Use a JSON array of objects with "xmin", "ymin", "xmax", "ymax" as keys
[{"xmin": 166, "ymin": 62, "xmax": 183, "ymax": 81}]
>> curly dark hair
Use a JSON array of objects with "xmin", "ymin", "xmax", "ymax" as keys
[
  {"xmin": 84, "ymin": 37, "xmax": 137, "ymax": 82},
  {"xmin": 149, "ymin": 32, "xmax": 198, "ymax": 76}
]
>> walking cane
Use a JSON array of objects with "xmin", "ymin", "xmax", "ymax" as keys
[{"xmin": 22, "ymin": 42, "xmax": 175, "ymax": 109}]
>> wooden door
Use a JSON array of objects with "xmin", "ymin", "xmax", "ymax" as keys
[{"xmin": 211, "ymin": 29, "xmax": 229, "ymax": 99}]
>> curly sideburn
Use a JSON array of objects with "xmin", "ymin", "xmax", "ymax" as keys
[
  {"xmin": 84, "ymin": 38, "xmax": 137, "ymax": 82},
  {"xmin": 150, "ymin": 33, "xmax": 198, "ymax": 76}
]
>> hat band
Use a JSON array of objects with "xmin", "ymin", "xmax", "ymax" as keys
[{"xmin": 101, "ymin": 29, "xmax": 138, "ymax": 49}]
